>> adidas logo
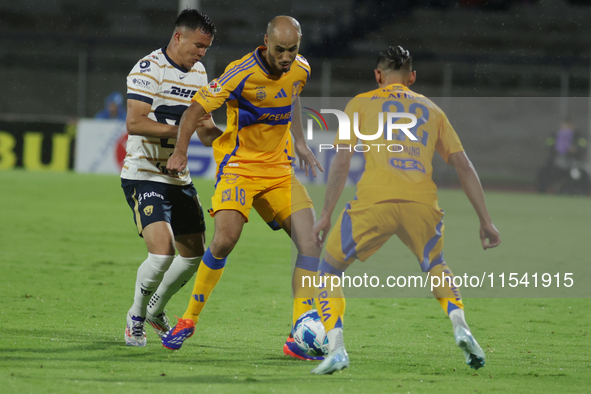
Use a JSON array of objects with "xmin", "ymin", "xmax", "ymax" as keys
[
  {"xmin": 274, "ymin": 88, "xmax": 287, "ymax": 99},
  {"xmin": 193, "ymin": 294, "xmax": 205, "ymax": 302}
]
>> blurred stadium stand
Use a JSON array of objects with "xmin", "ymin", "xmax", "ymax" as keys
[
  {"xmin": 1, "ymin": 0, "xmax": 589, "ymax": 117},
  {"xmin": 0, "ymin": 0, "xmax": 590, "ymax": 187}
]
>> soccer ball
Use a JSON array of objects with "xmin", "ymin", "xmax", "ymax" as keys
[{"xmin": 293, "ymin": 309, "xmax": 329, "ymax": 357}]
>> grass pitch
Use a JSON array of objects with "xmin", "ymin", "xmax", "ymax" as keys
[{"xmin": 0, "ymin": 171, "xmax": 589, "ymax": 393}]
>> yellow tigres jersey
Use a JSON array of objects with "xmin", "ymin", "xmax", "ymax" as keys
[
  {"xmin": 192, "ymin": 46, "xmax": 310, "ymax": 181},
  {"xmin": 337, "ymin": 83, "xmax": 464, "ymax": 207}
]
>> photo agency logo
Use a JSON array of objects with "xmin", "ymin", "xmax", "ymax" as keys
[{"xmin": 303, "ymin": 107, "xmax": 418, "ymax": 152}]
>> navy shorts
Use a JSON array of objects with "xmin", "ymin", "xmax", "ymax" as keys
[{"xmin": 121, "ymin": 179, "xmax": 206, "ymax": 237}]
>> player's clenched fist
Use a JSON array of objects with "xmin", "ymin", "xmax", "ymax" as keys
[
  {"xmin": 480, "ymin": 222, "xmax": 501, "ymax": 250},
  {"xmin": 167, "ymin": 151, "xmax": 188, "ymax": 173}
]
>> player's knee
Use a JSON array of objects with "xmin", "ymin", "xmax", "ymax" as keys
[
  {"xmin": 180, "ymin": 232, "xmax": 206, "ymax": 253},
  {"xmin": 210, "ymin": 234, "xmax": 239, "ymax": 257},
  {"xmin": 300, "ymin": 242, "xmax": 322, "ymax": 259},
  {"xmin": 145, "ymin": 239, "xmax": 176, "ymax": 256},
  {"xmin": 142, "ymin": 222, "xmax": 176, "ymax": 255},
  {"xmin": 293, "ymin": 232, "xmax": 322, "ymax": 257}
]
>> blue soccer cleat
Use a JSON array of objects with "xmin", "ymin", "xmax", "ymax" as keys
[
  {"xmin": 455, "ymin": 325, "xmax": 486, "ymax": 370},
  {"xmin": 283, "ymin": 334, "xmax": 325, "ymax": 361},
  {"xmin": 161, "ymin": 317, "xmax": 195, "ymax": 350},
  {"xmin": 310, "ymin": 347, "xmax": 349, "ymax": 375}
]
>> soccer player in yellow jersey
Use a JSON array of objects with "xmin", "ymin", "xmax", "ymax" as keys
[
  {"xmin": 163, "ymin": 16, "xmax": 325, "ymax": 358},
  {"xmin": 310, "ymin": 46, "xmax": 501, "ymax": 374}
]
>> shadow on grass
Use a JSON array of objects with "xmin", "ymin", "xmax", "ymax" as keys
[{"xmin": 12, "ymin": 373, "xmax": 362, "ymax": 386}]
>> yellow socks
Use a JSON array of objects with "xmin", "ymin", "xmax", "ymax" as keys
[
  {"xmin": 316, "ymin": 258, "xmax": 346, "ymax": 332},
  {"xmin": 291, "ymin": 255, "xmax": 320, "ymax": 327},
  {"xmin": 182, "ymin": 248, "xmax": 226, "ymax": 323},
  {"xmin": 429, "ymin": 262, "xmax": 464, "ymax": 316}
]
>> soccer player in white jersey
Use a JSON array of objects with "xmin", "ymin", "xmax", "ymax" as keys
[{"xmin": 121, "ymin": 9, "xmax": 220, "ymax": 346}]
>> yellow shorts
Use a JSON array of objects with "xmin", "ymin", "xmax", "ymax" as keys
[
  {"xmin": 211, "ymin": 173, "xmax": 313, "ymax": 229},
  {"xmin": 325, "ymin": 199, "xmax": 445, "ymax": 272}
]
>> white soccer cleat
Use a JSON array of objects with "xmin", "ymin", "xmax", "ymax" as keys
[
  {"xmin": 146, "ymin": 311, "xmax": 171, "ymax": 339},
  {"xmin": 125, "ymin": 313, "xmax": 147, "ymax": 347},
  {"xmin": 454, "ymin": 325, "xmax": 485, "ymax": 369},
  {"xmin": 310, "ymin": 347, "xmax": 349, "ymax": 375}
]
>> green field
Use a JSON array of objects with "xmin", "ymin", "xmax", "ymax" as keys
[{"xmin": 1, "ymin": 171, "xmax": 589, "ymax": 393}]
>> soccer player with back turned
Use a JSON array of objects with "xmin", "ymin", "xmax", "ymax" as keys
[
  {"xmin": 121, "ymin": 10, "xmax": 220, "ymax": 346},
  {"xmin": 310, "ymin": 46, "xmax": 501, "ymax": 374},
  {"xmin": 164, "ymin": 16, "xmax": 325, "ymax": 359}
]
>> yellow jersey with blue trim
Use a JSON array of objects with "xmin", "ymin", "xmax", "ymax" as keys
[
  {"xmin": 337, "ymin": 83, "xmax": 464, "ymax": 207},
  {"xmin": 192, "ymin": 46, "xmax": 311, "ymax": 179}
]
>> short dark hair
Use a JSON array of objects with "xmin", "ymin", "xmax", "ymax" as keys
[
  {"xmin": 175, "ymin": 9, "xmax": 216, "ymax": 36},
  {"xmin": 377, "ymin": 46, "xmax": 412, "ymax": 72}
]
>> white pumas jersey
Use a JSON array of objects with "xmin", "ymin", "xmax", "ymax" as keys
[{"xmin": 122, "ymin": 47, "xmax": 208, "ymax": 185}]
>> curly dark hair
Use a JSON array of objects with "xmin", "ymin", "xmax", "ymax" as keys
[
  {"xmin": 377, "ymin": 46, "xmax": 412, "ymax": 72},
  {"xmin": 175, "ymin": 9, "xmax": 216, "ymax": 36}
]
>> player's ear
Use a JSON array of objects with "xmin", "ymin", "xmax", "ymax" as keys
[
  {"xmin": 408, "ymin": 70, "xmax": 417, "ymax": 86},
  {"xmin": 264, "ymin": 34, "xmax": 268, "ymax": 47},
  {"xmin": 173, "ymin": 30, "xmax": 182, "ymax": 44},
  {"xmin": 374, "ymin": 69, "xmax": 382, "ymax": 85}
]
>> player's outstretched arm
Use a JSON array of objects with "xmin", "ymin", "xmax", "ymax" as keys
[
  {"xmin": 291, "ymin": 97, "xmax": 324, "ymax": 177},
  {"xmin": 167, "ymin": 101, "xmax": 207, "ymax": 173},
  {"xmin": 448, "ymin": 151, "xmax": 501, "ymax": 250},
  {"xmin": 195, "ymin": 114, "xmax": 223, "ymax": 147},
  {"xmin": 313, "ymin": 147, "xmax": 354, "ymax": 247},
  {"xmin": 126, "ymin": 99, "xmax": 178, "ymax": 138}
]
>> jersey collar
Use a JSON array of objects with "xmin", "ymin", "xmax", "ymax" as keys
[
  {"xmin": 162, "ymin": 46, "xmax": 190, "ymax": 73},
  {"xmin": 253, "ymin": 46, "xmax": 272, "ymax": 75},
  {"xmin": 385, "ymin": 83, "xmax": 409, "ymax": 91}
]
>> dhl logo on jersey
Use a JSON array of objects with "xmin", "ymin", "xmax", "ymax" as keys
[{"xmin": 168, "ymin": 86, "xmax": 198, "ymax": 98}]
